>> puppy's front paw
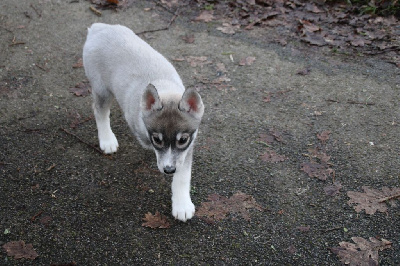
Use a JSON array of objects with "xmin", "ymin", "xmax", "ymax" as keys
[
  {"xmin": 99, "ymin": 133, "xmax": 119, "ymax": 154},
  {"xmin": 172, "ymin": 199, "xmax": 195, "ymax": 222}
]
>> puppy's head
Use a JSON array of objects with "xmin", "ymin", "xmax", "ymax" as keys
[{"xmin": 141, "ymin": 83, "xmax": 204, "ymax": 175}]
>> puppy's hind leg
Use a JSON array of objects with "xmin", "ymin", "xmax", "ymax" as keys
[{"xmin": 92, "ymin": 89, "xmax": 119, "ymax": 154}]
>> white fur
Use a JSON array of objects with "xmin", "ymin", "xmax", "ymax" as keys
[{"xmin": 83, "ymin": 23, "xmax": 202, "ymax": 222}]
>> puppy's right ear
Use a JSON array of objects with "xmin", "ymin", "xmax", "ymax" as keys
[{"xmin": 141, "ymin": 84, "xmax": 162, "ymax": 115}]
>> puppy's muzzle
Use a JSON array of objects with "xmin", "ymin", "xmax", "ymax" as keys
[{"xmin": 163, "ymin": 165, "xmax": 176, "ymax": 175}]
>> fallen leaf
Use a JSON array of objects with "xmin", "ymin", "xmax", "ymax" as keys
[
  {"xmin": 296, "ymin": 67, "xmax": 311, "ymax": 75},
  {"xmin": 196, "ymin": 191, "xmax": 263, "ymax": 221},
  {"xmin": 217, "ymin": 23, "xmax": 240, "ymax": 35},
  {"xmin": 317, "ymin": 130, "xmax": 330, "ymax": 144},
  {"xmin": 171, "ymin": 57, "xmax": 185, "ymax": 62},
  {"xmin": 185, "ymin": 56, "xmax": 211, "ymax": 67},
  {"xmin": 160, "ymin": 0, "xmax": 178, "ymax": 8},
  {"xmin": 260, "ymin": 148, "xmax": 286, "ymax": 163},
  {"xmin": 302, "ymin": 32, "xmax": 326, "ymax": 46},
  {"xmin": 68, "ymin": 81, "xmax": 91, "ymax": 97},
  {"xmin": 270, "ymin": 129, "xmax": 284, "ymax": 142},
  {"xmin": 331, "ymin": 237, "xmax": 392, "ymax": 266},
  {"xmin": 257, "ymin": 133, "xmax": 275, "ymax": 144},
  {"xmin": 182, "ymin": 34, "xmax": 195, "ymax": 44},
  {"xmin": 299, "ymin": 20, "xmax": 321, "ymax": 33},
  {"xmin": 347, "ymin": 186, "xmax": 400, "ymax": 215},
  {"xmin": 307, "ymin": 147, "xmax": 330, "ymax": 163},
  {"xmin": 239, "ymin": 56, "xmax": 256, "ymax": 66},
  {"xmin": 2, "ymin": 241, "xmax": 39, "ymax": 260},
  {"xmin": 300, "ymin": 162, "xmax": 334, "ymax": 181},
  {"xmin": 304, "ymin": 3, "xmax": 325, "ymax": 13},
  {"xmin": 350, "ymin": 38, "xmax": 365, "ymax": 47},
  {"xmin": 211, "ymin": 75, "xmax": 231, "ymax": 84},
  {"xmin": 324, "ymin": 181, "xmax": 342, "ymax": 196},
  {"xmin": 142, "ymin": 211, "xmax": 170, "ymax": 229},
  {"xmin": 194, "ymin": 10, "xmax": 214, "ymax": 22},
  {"xmin": 296, "ymin": 226, "xmax": 310, "ymax": 232}
]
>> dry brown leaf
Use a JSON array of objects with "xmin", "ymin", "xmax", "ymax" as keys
[
  {"xmin": 347, "ymin": 186, "xmax": 400, "ymax": 215},
  {"xmin": 260, "ymin": 148, "xmax": 286, "ymax": 163},
  {"xmin": 257, "ymin": 133, "xmax": 275, "ymax": 144},
  {"xmin": 307, "ymin": 147, "xmax": 330, "ymax": 163},
  {"xmin": 142, "ymin": 211, "xmax": 170, "ymax": 229},
  {"xmin": 194, "ymin": 10, "xmax": 214, "ymax": 22},
  {"xmin": 217, "ymin": 23, "xmax": 240, "ymax": 35},
  {"xmin": 304, "ymin": 3, "xmax": 325, "ymax": 13},
  {"xmin": 68, "ymin": 81, "xmax": 91, "ymax": 97},
  {"xmin": 324, "ymin": 181, "xmax": 342, "ymax": 196},
  {"xmin": 296, "ymin": 226, "xmax": 310, "ymax": 232},
  {"xmin": 317, "ymin": 130, "xmax": 330, "ymax": 144},
  {"xmin": 299, "ymin": 20, "xmax": 320, "ymax": 33},
  {"xmin": 2, "ymin": 241, "xmax": 39, "ymax": 260},
  {"xmin": 302, "ymin": 32, "xmax": 326, "ymax": 46},
  {"xmin": 296, "ymin": 67, "xmax": 311, "ymax": 75},
  {"xmin": 182, "ymin": 34, "xmax": 195, "ymax": 44},
  {"xmin": 331, "ymin": 237, "xmax": 392, "ymax": 266},
  {"xmin": 196, "ymin": 191, "xmax": 263, "ymax": 221},
  {"xmin": 160, "ymin": 0, "xmax": 178, "ymax": 8},
  {"xmin": 185, "ymin": 56, "xmax": 211, "ymax": 67},
  {"xmin": 300, "ymin": 162, "xmax": 334, "ymax": 181},
  {"xmin": 239, "ymin": 56, "xmax": 256, "ymax": 66}
]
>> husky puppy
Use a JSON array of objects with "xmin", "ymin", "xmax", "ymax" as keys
[{"xmin": 82, "ymin": 23, "xmax": 204, "ymax": 222}]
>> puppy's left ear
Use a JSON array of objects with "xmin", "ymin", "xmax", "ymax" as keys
[{"xmin": 179, "ymin": 88, "xmax": 204, "ymax": 120}]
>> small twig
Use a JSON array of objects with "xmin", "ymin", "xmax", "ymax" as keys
[
  {"xmin": 347, "ymin": 100, "xmax": 375, "ymax": 106},
  {"xmin": 89, "ymin": 6, "xmax": 102, "ymax": 16},
  {"xmin": 30, "ymin": 4, "xmax": 42, "ymax": 17},
  {"xmin": 322, "ymin": 226, "xmax": 342, "ymax": 232},
  {"xmin": 35, "ymin": 63, "xmax": 48, "ymax": 72},
  {"xmin": 59, "ymin": 127, "xmax": 111, "ymax": 158},
  {"xmin": 136, "ymin": 9, "xmax": 179, "ymax": 35},
  {"xmin": 0, "ymin": 25, "xmax": 13, "ymax": 33},
  {"xmin": 326, "ymin": 99, "xmax": 375, "ymax": 105},
  {"xmin": 0, "ymin": 162, "xmax": 12, "ymax": 165},
  {"xmin": 31, "ymin": 210, "xmax": 44, "ymax": 222},
  {"xmin": 151, "ymin": 0, "xmax": 175, "ymax": 14},
  {"xmin": 46, "ymin": 163, "xmax": 56, "ymax": 171},
  {"xmin": 326, "ymin": 99, "xmax": 340, "ymax": 103},
  {"xmin": 9, "ymin": 36, "xmax": 25, "ymax": 46},
  {"xmin": 378, "ymin": 193, "xmax": 400, "ymax": 203}
]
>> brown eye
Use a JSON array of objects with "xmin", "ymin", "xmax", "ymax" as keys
[
  {"xmin": 176, "ymin": 133, "xmax": 190, "ymax": 149},
  {"xmin": 151, "ymin": 133, "xmax": 163, "ymax": 148}
]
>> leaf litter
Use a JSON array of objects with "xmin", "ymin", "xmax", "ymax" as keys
[
  {"xmin": 142, "ymin": 211, "xmax": 171, "ymax": 229},
  {"xmin": 68, "ymin": 81, "xmax": 92, "ymax": 97},
  {"xmin": 196, "ymin": 191, "xmax": 263, "ymax": 221},
  {"xmin": 187, "ymin": 0, "xmax": 399, "ymax": 66},
  {"xmin": 331, "ymin": 237, "xmax": 392, "ymax": 266},
  {"xmin": 301, "ymin": 147, "xmax": 334, "ymax": 181},
  {"xmin": 347, "ymin": 186, "xmax": 400, "ymax": 215},
  {"xmin": 260, "ymin": 148, "xmax": 287, "ymax": 163},
  {"xmin": 2, "ymin": 240, "xmax": 39, "ymax": 260}
]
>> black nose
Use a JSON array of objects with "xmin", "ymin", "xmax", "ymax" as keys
[{"xmin": 163, "ymin": 166, "xmax": 176, "ymax": 174}]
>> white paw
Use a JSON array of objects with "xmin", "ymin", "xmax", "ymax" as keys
[
  {"xmin": 99, "ymin": 133, "xmax": 119, "ymax": 154},
  {"xmin": 172, "ymin": 199, "xmax": 195, "ymax": 222}
]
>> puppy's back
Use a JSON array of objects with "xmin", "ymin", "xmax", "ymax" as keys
[{"xmin": 83, "ymin": 23, "xmax": 179, "ymax": 85}]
